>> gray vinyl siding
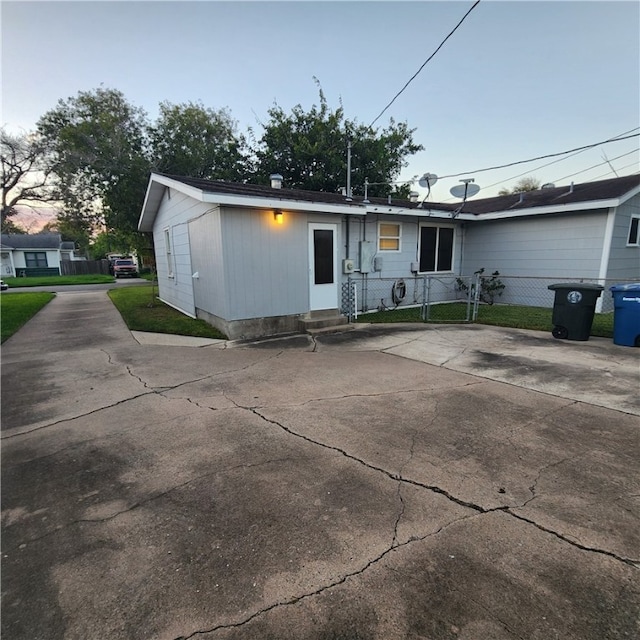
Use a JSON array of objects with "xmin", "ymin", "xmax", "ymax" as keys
[
  {"xmin": 188, "ymin": 207, "xmax": 228, "ymax": 319},
  {"xmin": 343, "ymin": 215, "xmax": 463, "ymax": 278},
  {"xmin": 220, "ymin": 207, "xmax": 326, "ymax": 320},
  {"xmin": 606, "ymin": 194, "xmax": 640, "ymax": 281},
  {"xmin": 461, "ymin": 210, "xmax": 608, "ymax": 279},
  {"xmin": 152, "ymin": 189, "xmax": 210, "ymax": 317},
  {"xmin": 343, "ymin": 215, "xmax": 463, "ymax": 312}
]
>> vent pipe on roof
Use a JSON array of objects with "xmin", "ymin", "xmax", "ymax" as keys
[
  {"xmin": 270, "ymin": 173, "xmax": 283, "ymax": 189},
  {"xmin": 409, "ymin": 191, "xmax": 419, "ymax": 202}
]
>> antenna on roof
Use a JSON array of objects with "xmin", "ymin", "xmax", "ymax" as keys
[{"xmin": 449, "ymin": 178, "xmax": 481, "ymax": 218}]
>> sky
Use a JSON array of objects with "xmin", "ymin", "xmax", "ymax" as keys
[{"xmin": 2, "ymin": 0, "xmax": 639, "ymax": 203}]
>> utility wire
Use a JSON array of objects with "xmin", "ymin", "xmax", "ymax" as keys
[
  {"xmin": 479, "ymin": 129, "xmax": 637, "ymax": 191},
  {"xmin": 588, "ymin": 161, "xmax": 640, "ymax": 182},
  {"xmin": 552, "ymin": 149, "xmax": 639, "ymax": 182},
  {"xmin": 437, "ymin": 131, "xmax": 640, "ymax": 180},
  {"xmin": 369, "ymin": 0, "xmax": 482, "ymax": 128}
]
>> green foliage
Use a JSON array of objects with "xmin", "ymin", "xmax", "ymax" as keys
[
  {"xmin": 498, "ymin": 176, "xmax": 541, "ymax": 196},
  {"xmin": 4, "ymin": 275, "xmax": 114, "ymax": 287},
  {"xmin": 150, "ymin": 101, "xmax": 248, "ymax": 181},
  {"xmin": 356, "ymin": 302, "xmax": 614, "ymax": 338},
  {"xmin": 37, "ymin": 87, "xmax": 151, "ymax": 236},
  {"xmin": 250, "ymin": 86, "xmax": 423, "ymax": 196},
  {"xmin": 456, "ymin": 268, "xmax": 505, "ymax": 305},
  {"xmin": 108, "ymin": 285, "xmax": 226, "ymax": 339},
  {"xmin": 0, "ymin": 292, "xmax": 55, "ymax": 342},
  {"xmin": 34, "ymin": 83, "xmax": 424, "ymax": 244}
]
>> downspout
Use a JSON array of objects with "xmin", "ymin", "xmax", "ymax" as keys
[{"xmin": 596, "ymin": 207, "xmax": 616, "ymax": 312}]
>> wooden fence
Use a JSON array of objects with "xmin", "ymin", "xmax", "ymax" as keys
[{"xmin": 60, "ymin": 260, "xmax": 111, "ymax": 276}]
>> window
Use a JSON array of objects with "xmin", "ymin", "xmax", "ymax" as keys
[
  {"xmin": 627, "ymin": 216, "xmax": 640, "ymax": 246},
  {"xmin": 164, "ymin": 228, "xmax": 174, "ymax": 277},
  {"xmin": 24, "ymin": 252, "xmax": 48, "ymax": 268},
  {"xmin": 418, "ymin": 225, "xmax": 454, "ymax": 273},
  {"xmin": 378, "ymin": 222, "xmax": 401, "ymax": 251}
]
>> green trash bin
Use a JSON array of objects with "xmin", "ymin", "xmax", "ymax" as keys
[{"xmin": 547, "ymin": 283, "xmax": 604, "ymax": 341}]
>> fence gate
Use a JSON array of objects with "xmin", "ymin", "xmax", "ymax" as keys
[{"xmin": 422, "ymin": 275, "xmax": 478, "ymax": 323}]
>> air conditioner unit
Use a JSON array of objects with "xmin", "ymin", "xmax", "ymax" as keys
[{"xmin": 342, "ymin": 259, "xmax": 355, "ymax": 274}]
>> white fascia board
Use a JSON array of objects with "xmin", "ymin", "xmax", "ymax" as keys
[
  {"xmin": 363, "ymin": 205, "xmax": 456, "ymax": 219},
  {"xmin": 469, "ymin": 198, "xmax": 621, "ymax": 221},
  {"xmin": 618, "ymin": 183, "xmax": 640, "ymax": 205},
  {"xmin": 202, "ymin": 192, "xmax": 364, "ymax": 215}
]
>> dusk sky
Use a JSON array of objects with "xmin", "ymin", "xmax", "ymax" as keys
[{"xmin": 2, "ymin": 0, "xmax": 639, "ymax": 201}]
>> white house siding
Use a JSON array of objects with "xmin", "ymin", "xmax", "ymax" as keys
[
  {"xmin": 152, "ymin": 189, "xmax": 211, "ymax": 317},
  {"xmin": 220, "ymin": 206, "xmax": 317, "ymax": 321},
  {"xmin": 12, "ymin": 249, "xmax": 61, "ymax": 272},
  {"xmin": 343, "ymin": 214, "xmax": 463, "ymax": 311},
  {"xmin": 606, "ymin": 194, "xmax": 640, "ymax": 282}
]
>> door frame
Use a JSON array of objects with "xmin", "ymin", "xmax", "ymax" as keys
[{"xmin": 308, "ymin": 222, "xmax": 338, "ymax": 311}]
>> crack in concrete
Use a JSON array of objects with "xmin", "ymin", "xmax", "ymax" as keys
[
  {"xmin": 1, "ymin": 352, "xmax": 285, "ymax": 441},
  {"xmin": 173, "ymin": 510, "xmax": 482, "ymax": 640},
  {"xmin": 521, "ymin": 455, "xmax": 578, "ymax": 507},
  {"xmin": 505, "ymin": 510, "xmax": 640, "ymax": 568},
  {"xmin": 4, "ymin": 458, "xmax": 296, "ymax": 552},
  {"xmin": 245, "ymin": 407, "xmax": 640, "ymax": 570},
  {"xmin": 463, "ymin": 594, "xmax": 529, "ymax": 640}
]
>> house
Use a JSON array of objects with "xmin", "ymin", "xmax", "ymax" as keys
[
  {"xmin": 138, "ymin": 172, "xmax": 640, "ymax": 339},
  {"xmin": 1, "ymin": 233, "xmax": 79, "ymax": 277}
]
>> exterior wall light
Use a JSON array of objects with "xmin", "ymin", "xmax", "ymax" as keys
[{"xmin": 274, "ymin": 210, "xmax": 284, "ymax": 224}]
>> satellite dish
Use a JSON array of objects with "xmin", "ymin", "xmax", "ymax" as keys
[
  {"xmin": 418, "ymin": 173, "xmax": 438, "ymax": 188},
  {"xmin": 541, "ymin": 183, "xmax": 556, "ymax": 189},
  {"xmin": 450, "ymin": 182, "xmax": 481, "ymax": 199}
]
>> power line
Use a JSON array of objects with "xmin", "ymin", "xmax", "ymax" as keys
[
  {"xmin": 368, "ymin": 0, "xmax": 482, "ymax": 128},
  {"xmin": 479, "ymin": 129, "xmax": 638, "ymax": 192},
  {"xmin": 551, "ymin": 149, "xmax": 639, "ymax": 183},
  {"xmin": 438, "ymin": 131, "xmax": 640, "ymax": 180},
  {"xmin": 588, "ymin": 161, "xmax": 640, "ymax": 182}
]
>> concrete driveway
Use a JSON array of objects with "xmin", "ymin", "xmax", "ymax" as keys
[{"xmin": 2, "ymin": 291, "xmax": 639, "ymax": 640}]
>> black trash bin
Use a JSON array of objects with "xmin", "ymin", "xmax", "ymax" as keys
[{"xmin": 547, "ymin": 283, "xmax": 604, "ymax": 341}]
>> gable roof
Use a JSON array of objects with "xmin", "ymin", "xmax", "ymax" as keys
[
  {"xmin": 1, "ymin": 233, "xmax": 64, "ymax": 249},
  {"xmin": 139, "ymin": 172, "xmax": 640, "ymax": 231}
]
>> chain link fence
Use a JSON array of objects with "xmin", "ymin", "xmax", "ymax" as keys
[
  {"xmin": 341, "ymin": 275, "xmax": 477, "ymax": 322},
  {"xmin": 341, "ymin": 274, "xmax": 635, "ymax": 323},
  {"xmin": 478, "ymin": 275, "xmax": 634, "ymax": 314}
]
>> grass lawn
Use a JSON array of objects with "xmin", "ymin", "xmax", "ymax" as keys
[
  {"xmin": 357, "ymin": 302, "xmax": 614, "ymax": 338},
  {"xmin": 1, "ymin": 292, "xmax": 55, "ymax": 343},
  {"xmin": 4, "ymin": 275, "xmax": 115, "ymax": 287},
  {"xmin": 108, "ymin": 285, "xmax": 226, "ymax": 339}
]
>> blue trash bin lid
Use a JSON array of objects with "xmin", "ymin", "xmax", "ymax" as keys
[{"xmin": 610, "ymin": 282, "xmax": 640, "ymax": 292}]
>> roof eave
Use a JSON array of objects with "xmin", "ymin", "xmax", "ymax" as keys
[{"xmin": 470, "ymin": 197, "xmax": 622, "ymax": 220}]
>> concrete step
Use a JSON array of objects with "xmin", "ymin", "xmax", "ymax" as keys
[
  {"xmin": 306, "ymin": 323, "xmax": 357, "ymax": 336},
  {"xmin": 299, "ymin": 314, "xmax": 348, "ymax": 332}
]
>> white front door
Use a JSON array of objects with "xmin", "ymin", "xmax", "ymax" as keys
[{"xmin": 309, "ymin": 223, "xmax": 338, "ymax": 311}]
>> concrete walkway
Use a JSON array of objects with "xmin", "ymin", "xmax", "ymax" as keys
[{"xmin": 2, "ymin": 291, "xmax": 639, "ymax": 639}]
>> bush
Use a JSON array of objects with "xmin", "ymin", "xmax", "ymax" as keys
[{"xmin": 456, "ymin": 268, "xmax": 505, "ymax": 305}]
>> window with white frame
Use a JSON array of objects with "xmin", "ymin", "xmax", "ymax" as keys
[
  {"xmin": 627, "ymin": 215, "xmax": 640, "ymax": 246},
  {"xmin": 164, "ymin": 228, "xmax": 174, "ymax": 277},
  {"xmin": 418, "ymin": 224, "xmax": 454, "ymax": 272},
  {"xmin": 378, "ymin": 222, "xmax": 401, "ymax": 251}
]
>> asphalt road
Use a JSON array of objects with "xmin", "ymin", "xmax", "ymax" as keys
[
  {"xmin": 2, "ymin": 291, "xmax": 638, "ymax": 640},
  {"xmin": 2, "ymin": 277, "xmax": 149, "ymax": 294}
]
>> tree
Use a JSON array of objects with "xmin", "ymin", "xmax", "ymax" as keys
[
  {"xmin": 498, "ymin": 176, "xmax": 541, "ymax": 196},
  {"xmin": 150, "ymin": 101, "xmax": 249, "ymax": 181},
  {"xmin": 250, "ymin": 87, "xmax": 423, "ymax": 196},
  {"xmin": 37, "ymin": 87, "xmax": 152, "ymax": 239},
  {"xmin": 1, "ymin": 128, "xmax": 56, "ymax": 232}
]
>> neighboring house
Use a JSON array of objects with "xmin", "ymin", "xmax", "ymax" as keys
[
  {"xmin": 0, "ymin": 233, "xmax": 80, "ymax": 277},
  {"xmin": 139, "ymin": 172, "xmax": 640, "ymax": 339}
]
